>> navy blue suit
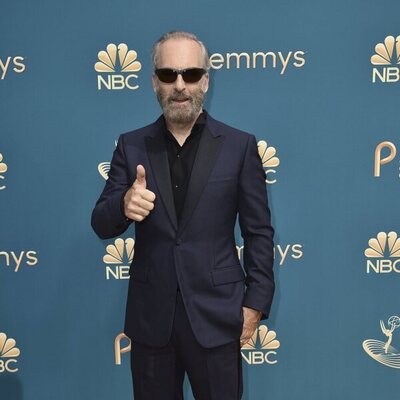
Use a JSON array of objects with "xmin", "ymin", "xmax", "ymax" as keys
[{"xmin": 91, "ymin": 113, "xmax": 275, "ymax": 349}]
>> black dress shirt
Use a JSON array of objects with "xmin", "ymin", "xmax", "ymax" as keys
[{"xmin": 163, "ymin": 111, "xmax": 206, "ymax": 224}]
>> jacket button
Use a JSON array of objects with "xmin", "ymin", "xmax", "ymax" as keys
[{"xmin": 176, "ymin": 239, "xmax": 182, "ymax": 245}]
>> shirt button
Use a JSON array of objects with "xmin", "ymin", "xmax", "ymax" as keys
[
  {"xmin": 175, "ymin": 184, "xmax": 179, "ymax": 188},
  {"xmin": 177, "ymin": 154, "xmax": 180, "ymax": 158}
]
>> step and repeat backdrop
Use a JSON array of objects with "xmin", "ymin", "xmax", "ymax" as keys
[{"xmin": 0, "ymin": 0, "xmax": 399, "ymax": 399}]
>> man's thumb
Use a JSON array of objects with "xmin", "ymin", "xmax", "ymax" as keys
[{"xmin": 135, "ymin": 164, "xmax": 146, "ymax": 187}]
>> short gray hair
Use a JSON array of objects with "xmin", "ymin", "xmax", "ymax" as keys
[{"xmin": 151, "ymin": 31, "xmax": 210, "ymax": 70}]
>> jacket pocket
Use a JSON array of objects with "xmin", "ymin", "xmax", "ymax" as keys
[
  {"xmin": 208, "ymin": 174, "xmax": 237, "ymax": 183},
  {"xmin": 211, "ymin": 266, "xmax": 245, "ymax": 286}
]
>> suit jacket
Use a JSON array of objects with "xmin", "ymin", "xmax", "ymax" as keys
[{"xmin": 91, "ymin": 113, "xmax": 275, "ymax": 348}]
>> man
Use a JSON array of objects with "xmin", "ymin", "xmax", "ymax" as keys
[{"xmin": 91, "ymin": 31, "xmax": 275, "ymax": 400}]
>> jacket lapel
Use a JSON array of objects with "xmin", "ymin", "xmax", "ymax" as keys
[
  {"xmin": 145, "ymin": 115, "xmax": 224, "ymax": 234},
  {"xmin": 145, "ymin": 119, "xmax": 178, "ymax": 231},
  {"xmin": 178, "ymin": 123, "xmax": 224, "ymax": 235}
]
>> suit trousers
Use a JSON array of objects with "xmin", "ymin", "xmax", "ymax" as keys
[{"xmin": 130, "ymin": 289, "xmax": 243, "ymax": 400}]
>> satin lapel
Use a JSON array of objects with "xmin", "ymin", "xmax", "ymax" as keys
[
  {"xmin": 178, "ymin": 125, "xmax": 224, "ymax": 235},
  {"xmin": 145, "ymin": 133, "xmax": 178, "ymax": 231}
]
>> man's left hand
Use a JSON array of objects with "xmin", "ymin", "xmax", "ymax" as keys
[{"xmin": 240, "ymin": 306, "xmax": 262, "ymax": 347}]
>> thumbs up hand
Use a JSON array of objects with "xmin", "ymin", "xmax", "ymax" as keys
[{"xmin": 124, "ymin": 165, "xmax": 156, "ymax": 222}]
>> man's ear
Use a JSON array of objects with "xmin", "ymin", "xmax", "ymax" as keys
[
  {"xmin": 202, "ymin": 73, "xmax": 209, "ymax": 93},
  {"xmin": 152, "ymin": 74, "xmax": 158, "ymax": 92}
]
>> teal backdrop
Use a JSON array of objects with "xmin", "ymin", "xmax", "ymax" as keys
[{"xmin": 1, "ymin": 0, "xmax": 399, "ymax": 399}]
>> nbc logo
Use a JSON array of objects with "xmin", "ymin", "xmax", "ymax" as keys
[
  {"xmin": 95, "ymin": 43, "xmax": 141, "ymax": 90},
  {"xmin": 370, "ymin": 35, "xmax": 400, "ymax": 83},
  {"xmin": 0, "ymin": 333, "xmax": 20, "ymax": 373},
  {"xmin": 241, "ymin": 324, "xmax": 280, "ymax": 365},
  {"xmin": 363, "ymin": 316, "xmax": 400, "ymax": 369},
  {"xmin": 365, "ymin": 232, "xmax": 400, "ymax": 274},
  {"xmin": 103, "ymin": 238, "xmax": 135, "ymax": 279},
  {"xmin": 257, "ymin": 140, "xmax": 280, "ymax": 184},
  {"xmin": 374, "ymin": 141, "xmax": 399, "ymax": 178},
  {"xmin": 0, "ymin": 153, "xmax": 7, "ymax": 190}
]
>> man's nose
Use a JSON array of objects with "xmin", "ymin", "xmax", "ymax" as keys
[{"xmin": 174, "ymin": 73, "xmax": 186, "ymax": 91}]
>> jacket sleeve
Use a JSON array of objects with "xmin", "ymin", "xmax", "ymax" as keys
[
  {"xmin": 238, "ymin": 134, "xmax": 275, "ymax": 319},
  {"xmin": 91, "ymin": 134, "xmax": 133, "ymax": 239}
]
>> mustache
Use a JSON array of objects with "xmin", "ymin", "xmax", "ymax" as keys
[{"xmin": 168, "ymin": 94, "xmax": 192, "ymax": 102}]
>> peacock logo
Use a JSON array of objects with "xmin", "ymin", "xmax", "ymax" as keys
[
  {"xmin": 95, "ymin": 43, "xmax": 142, "ymax": 90},
  {"xmin": 257, "ymin": 140, "xmax": 280, "ymax": 185},
  {"xmin": 371, "ymin": 35, "xmax": 400, "ymax": 83},
  {"xmin": 241, "ymin": 324, "xmax": 280, "ymax": 365},
  {"xmin": 103, "ymin": 238, "xmax": 135, "ymax": 280},
  {"xmin": 0, "ymin": 153, "xmax": 7, "ymax": 190},
  {"xmin": 365, "ymin": 232, "xmax": 400, "ymax": 274},
  {"xmin": 371, "ymin": 36, "xmax": 400, "ymax": 65},
  {"xmin": 0, "ymin": 333, "xmax": 20, "ymax": 373}
]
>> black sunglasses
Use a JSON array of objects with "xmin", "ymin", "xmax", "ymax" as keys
[{"xmin": 154, "ymin": 68, "xmax": 207, "ymax": 83}]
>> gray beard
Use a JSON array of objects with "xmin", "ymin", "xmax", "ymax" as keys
[{"xmin": 156, "ymin": 88, "xmax": 205, "ymax": 125}]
